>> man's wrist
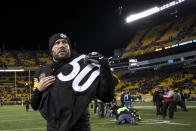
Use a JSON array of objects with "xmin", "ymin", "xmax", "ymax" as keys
[{"xmin": 34, "ymin": 88, "xmax": 42, "ymax": 95}]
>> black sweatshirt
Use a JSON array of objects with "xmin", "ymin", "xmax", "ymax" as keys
[{"xmin": 31, "ymin": 54, "xmax": 115, "ymax": 131}]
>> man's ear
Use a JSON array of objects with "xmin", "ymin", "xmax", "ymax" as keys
[{"xmin": 49, "ymin": 50, "xmax": 53, "ymax": 57}]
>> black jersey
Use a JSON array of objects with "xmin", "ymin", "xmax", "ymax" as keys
[{"xmin": 31, "ymin": 54, "xmax": 114, "ymax": 131}]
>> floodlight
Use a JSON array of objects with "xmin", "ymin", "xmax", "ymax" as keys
[
  {"xmin": 126, "ymin": 0, "xmax": 187, "ymax": 23},
  {"xmin": 126, "ymin": 7, "xmax": 159, "ymax": 23}
]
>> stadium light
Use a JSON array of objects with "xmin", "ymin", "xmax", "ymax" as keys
[
  {"xmin": 126, "ymin": 0, "xmax": 187, "ymax": 23},
  {"xmin": 126, "ymin": 7, "xmax": 160, "ymax": 23},
  {"xmin": 0, "ymin": 69, "xmax": 24, "ymax": 72},
  {"xmin": 129, "ymin": 59, "xmax": 137, "ymax": 63}
]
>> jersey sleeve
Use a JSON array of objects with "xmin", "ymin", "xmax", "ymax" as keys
[
  {"xmin": 31, "ymin": 68, "xmax": 42, "ymax": 110},
  {"xmin": 96, "ymin": 58, "xmax": 115, "ymax": 103}
]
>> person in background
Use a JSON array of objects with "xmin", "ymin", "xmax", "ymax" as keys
[
  {"xmin": 138, "ymin": 93, "xmax": 142, "ymax": 103},
  {"xmin": 162, "ymin": 86, "xmax": 174, "ymax": 119},
  {"xmin": 153, "ymin": 88, "xmax": 163, "ymax": 117},
  {"xmin": 110, "ymin": 101, "xmax": 119, "ymax": 119},
  {"xmin": 179, "ymin": 89, "xmax": 189, "ymax": 112},
  {"xmin": 116, "ymin": 106, "xmax": 136, "ymax": 125},
  {"xmin": 0, "ymin": 99, "xmax": 3, "ymax": 107},
  {"xmin": 120, "ymin": 91, "xmax": 125, "ymax": 107},
  {"xmin": 173, "ymin": 90, "xmax": 181, "ymax": 112},
  {"xmin": 93, "ymin": 97, "xmax": 98, "ymax": 114},
  {"xmin": 97, "ymin": 99, "xmax": 105, "ymax": 118},
  {"xmin": 124, "ymin": 92, "xmax": 132, "ymax": 108},
  {"xmin": 24, "ymin": 98, "xmax": 30, "ymax": 112}
]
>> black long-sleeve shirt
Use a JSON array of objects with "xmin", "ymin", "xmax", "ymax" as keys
[
  {"xmin": 31, "ymin": 54, "xmax": 114, "ymax": 131},
  {"xmin": 153, "ymin": 91, "xmax": 163, "ymax": 105}
]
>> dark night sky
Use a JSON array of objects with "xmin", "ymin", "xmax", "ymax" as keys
[{"xmin": 0, "ymin": 0, "xmax": 195, "ymax": 57}]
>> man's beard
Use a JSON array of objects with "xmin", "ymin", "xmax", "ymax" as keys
[{"xmin": 53, "ymin": 51, "xmax": 71, "ymax": 62}]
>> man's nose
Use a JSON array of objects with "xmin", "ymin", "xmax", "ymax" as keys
[{"xmin": 58, "ymin": 42, "xmax": 65, "ymax": 47}]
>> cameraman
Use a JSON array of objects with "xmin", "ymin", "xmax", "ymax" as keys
[{"xmin": 153, "ymin": 88, "xmax": 163, "ymax": 117}]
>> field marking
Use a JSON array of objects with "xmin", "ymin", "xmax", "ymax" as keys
[
  {"xmin": 133, "ymin": 106, "xmax": 196, "ymax": 109},
  {"xmin": 0, "ymin": 127, "xmax": 46, "ymax": 131},
  {"xmin": 0, "ymin": 119, "xmax": 32, "ymax": 122},
  {"xmin": 135, "ymin": 119, "xmax": 191, "ymax": 126},
  {"xmin": 0, "ymin": 114, "xmax": 33, "ymax": 118},
  {"xmin": 109, "ymin": 119, "xmax": 191, "ymax": 126},
  {"xmin": 0, "ymin": 115, "xmax": 11, "ymax": 118},
  {"xmin": 167, "ymin": 122, "xmax": 191, "ymax": 126}
]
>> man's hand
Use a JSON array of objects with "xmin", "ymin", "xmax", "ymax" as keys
[
  {"xmin": 84, "ymin": 52, "xmax": 104, "ymax": 64},
  {"xmin": 37, "ymin": 76, "xmax": 56, "ymax": 92}
]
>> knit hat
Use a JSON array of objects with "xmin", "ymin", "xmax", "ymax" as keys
[{"xmin": 49, "ymin": 33, "xmax": 70, "ymax": 53}]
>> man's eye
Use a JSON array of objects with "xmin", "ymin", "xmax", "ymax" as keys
[
  {"xmin": 55, "ymin": 42, "xmax": 60, "ymax": 45},
  {"xmin": 62, "ymin": 41, "xmax": 67, "ymax": 43}
]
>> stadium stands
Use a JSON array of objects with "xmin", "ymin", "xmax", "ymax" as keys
[
  {"xmin": 123, "ymin": 13, "xmax": 196, "ymax": 58},
  {"xmin": 0, "ymin": 50, "xmax": 52, "ymax": 67},
  {"xmin": 0, "ymin": 52, "xmax": 16, "ymax": 66},
  {"xmin": 115, "ymin": 11, "xmax": 196, "ymax": 100},
  {"xmin": 0, "ymin": 50, "xmax": 52, "ymax": 105},
  {"xmin": 114, "ymin": 61, "xmax": 196, "ymax": 101}
]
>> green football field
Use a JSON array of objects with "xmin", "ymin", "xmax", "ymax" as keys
[{"xmin": 0, "ymin": 102, "xmax": 196, "ymax": 131}]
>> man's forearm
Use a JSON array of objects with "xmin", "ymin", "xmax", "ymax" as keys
[
  {"xmin": 31, "ymin": 88, "xmax": 42, "ymax": 110},
  {"xmin": 97, "ymin": 61, "xmax": 115, "ymax": 103}
]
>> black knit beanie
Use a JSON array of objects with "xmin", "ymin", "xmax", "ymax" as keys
[{"xmin": 49, "ymin": 33, "xmax": 70, "ymax": 53}]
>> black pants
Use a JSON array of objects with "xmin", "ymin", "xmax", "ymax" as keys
[
  {"xmin": 181, "ymin": 100, "xmax": 188, "ymax": 111},
  {"xmin": 121, "ymin": 101, "xmax": 125, "ymax": 107},
  {"xmin": 94, "ymin": 103, "xmax": 97, "ymax": 114},
  {"xmin": 163, "ymin": 101, "xmax": 174, "ymax": 119},
  {"xmin": 174, "ymin": 101, "xmax": 182, "ymax": 111},
  {"xmin": 156, "ymin": 103, "xmax": 163, "ymax": 116},
  {"xmin": 97, "ymin": 102, "xmax": 105, "ymax": 118},
  {"xmin": 26, "ymin": 105, "xmax": 29, "ymax": 112},
  {"xmin": 174, "ymin": 100, "xmax": 187, "ymax": 111}
]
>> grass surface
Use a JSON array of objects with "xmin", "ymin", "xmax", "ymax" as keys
[{"xmin": 0, "ymin": 102, "xmax": 196, "ymax": 131}]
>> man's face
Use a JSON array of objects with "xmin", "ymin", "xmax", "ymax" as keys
[{"xmin": 52, "ymin": 39, "xmax": 71, "ymax": 62}]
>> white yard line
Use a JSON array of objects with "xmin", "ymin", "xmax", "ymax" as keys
[
  {"xmin": 0, "ymin": 114, "xmax": 32, "ymax": 118},
  {"xmin": 133, "ymin": 106, "xmax": 196, "ymax": 109},
  {"xmin": 109, "ymin": 119, "xmax": 191, "ymax": 126},
  {"xmin": 0, "ymin": 127, "xmax": 46, "ymax": 131},
  {"xmin": 0, "ymin": 119, "xmax": 32, "ymax": 122}
]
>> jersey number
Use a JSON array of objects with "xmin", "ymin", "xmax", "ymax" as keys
[{"xmin": 57, "ymin": 55, "xmax": 100, "ymax": 92}]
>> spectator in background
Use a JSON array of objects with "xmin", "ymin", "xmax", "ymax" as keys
[
  {"xmin": 120, "ymin": 91, "xmax": 125, "ymax": 107},
  {"xmin": 124, "ymin": 92, "xmax": 132, "ymax": 108},
  {"xmin": 138, "ymin": 93, "xmax": 142, "ymax": 103},
  {"xmin": 94, "ymin": 97, "xmax": 98, "ymax": 114},
  {"xmin": 116, "ymin": 106, "xmax": 136, "ymax": 125},
  {"xmin": 153, "ymin": 88, "xmax": 163, "ymax": 117},
  {"xmin": 24, "ymin": 98, "xmax": 30, "ymax": 112},
  {"xmin": 174, "ymin": 90, "xmax": 181, "ymax": 112},
  {"xmin": 179, "ymin": 89, "xmax": 189, "ymax": 112},
  {"xmin": 97, "ymin": 99, "xmax": 105, "ymax": 118},
  {"xmin": 162, "ymin": 86, "xmax": 174, "ymax": 119},
  {"xmin": 0, "ymin": 99, "xmax": 3, "ymax": 107}
]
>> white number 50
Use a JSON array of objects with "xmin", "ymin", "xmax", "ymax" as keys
[{"xmin": 57, "ymin": 55, "xmax": 100, "ymax": 92}]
